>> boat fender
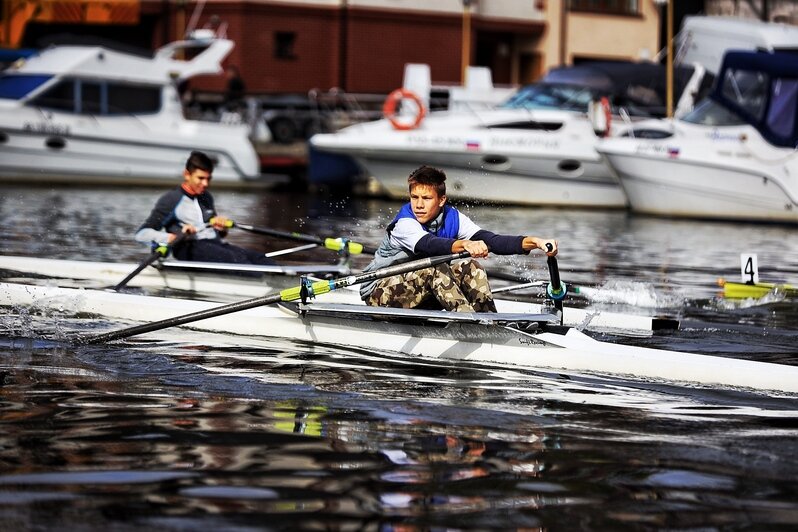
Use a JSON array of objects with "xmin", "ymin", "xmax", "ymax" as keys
[
  {"xmin": 383, "ymin": 88, "xmax": 426, "ymax": 130},
  {"xmin": 589, "ymin": 96, "xmax": 612, "ymax": 137}
]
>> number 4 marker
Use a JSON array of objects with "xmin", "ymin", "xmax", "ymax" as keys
[{"xmin": 741, "ymin": 253, "xmax": 759, "ymax": 285}]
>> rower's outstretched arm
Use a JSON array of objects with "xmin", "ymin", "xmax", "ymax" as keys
[{"xmin": 522, "ymin": 237, "xmax": 558, "ymax": 256}]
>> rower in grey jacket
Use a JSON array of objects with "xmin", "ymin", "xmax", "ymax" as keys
[{"xmin": 361, "ymin": 165, "xmax": 558, "ymax": 312}]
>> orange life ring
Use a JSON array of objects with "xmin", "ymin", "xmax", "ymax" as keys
[
  {"xmin": 600, "ymin": 96, "xmax": 612, "ymax": 137},
  {"xmin": 383, "ymin": 88, "xmax": 426, "ymax": 130}
]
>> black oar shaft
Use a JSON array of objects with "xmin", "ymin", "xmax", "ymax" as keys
[
  {"xmin": 81, "ymin": 251, "xmax": 469, "ymax": 345},
  {"xmin": 236, "ymin": 224, "xmax": 319, "ymax": 244},
  {"xmin": 233, "ymin": 223, "xmax": 378, "ymax": 255},
  {"xmin": 114, "ymin": 232, "xmax": 188, "ymax": 291},
  {"xmin": 113, "ymin": 252, "xmax": 161, "ymax": 291},
  {"xmin": 83, "ymin": 292, "xmax": 283, "ymax": 344},
  {"xmin": 547, "ymin": 256, "xmax": 562, "ymax": 290}
]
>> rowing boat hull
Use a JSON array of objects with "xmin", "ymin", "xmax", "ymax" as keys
[
  {"xmin": 2, "ymin": 282, "xmax": 796, "ymax": 394},
  {"xmin": 0, "ymin": 256, "xmax": 676, "ymax": 334},
  {"xmin": 0, "ymin": 255, "xmax": 349, "ymax": 296}
]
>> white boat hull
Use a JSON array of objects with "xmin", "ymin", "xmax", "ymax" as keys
[
  {"xmin": 0, "ymin": 117, "xmax": 260, "ymax": 186},
  {"xmin": 2, "ymin": 281, "xmax": 797, "ymax": 393},
  {"xmin": 359, "ymin": 155, "xmax": 626, "ymax": 208},
  {"xmin": 596, "ymin": 60, "xmax": 798, "ymax": 224},
  {"xmin": 311, "ymin": 109, "xmax": 627, "ymax": 208},
  {"xmin": 602, "ymin": 139, "xmax": 798, "ymax": 222}
]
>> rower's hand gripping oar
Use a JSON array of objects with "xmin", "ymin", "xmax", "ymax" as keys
[
  {"xmin": 545, "ymin": 243, "xmax": 567, "ymax": 323},
  {"xmin": 214, "ymin": 219, "xmax": 377, "ymax": 256},
  {"xmin": 80, "ymin": 251, "xmax": 470, "ymax": 345},
  {"xmin": 113, "ymin": 232, "xmax": 189, "ymax": 291}
]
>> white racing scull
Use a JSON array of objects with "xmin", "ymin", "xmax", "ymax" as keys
[
  {"xmin": 0, "ymin": 255, "xmax": 350, "ymax": 296},
  {"xmin": 1, "ymin": 280, "xmax": 797, "ymax": 394},
  {"xmin": 0, "ymin": 255, "xmax": 675, "ymax": 334}
]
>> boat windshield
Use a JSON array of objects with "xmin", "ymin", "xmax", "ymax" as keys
[
  {"xmin": 500, "ymin": 84, "xmax": 596, "ymax": 112},
  {"xmin": 681, "ymin": 98, "xmax": 747, "ymax": 126},
  {"xmin": 720, "ymin": 67, "xmax": 769, "ymax": 121},
  {"xmin": 0, "ymin": 74, "xmax": 52, "ymax": 100}
]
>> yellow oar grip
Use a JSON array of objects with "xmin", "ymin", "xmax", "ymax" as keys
[
  {"xmin": 279, "ymin": 280, "xmax": 333, "ymax": 302},
  {"xmin": 324, "ymin": 238, "xmax": 344, "ymax": 252},
  {"xmin": 324, "ymin": 238, "xmax": 364, "ymax": 254},
  {"xmin": 209, "ymin": 217, "xmax": 235, "ymax": 228}
]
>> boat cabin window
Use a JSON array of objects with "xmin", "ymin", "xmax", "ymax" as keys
[
  {"xmin": 681, "ymin": 98, "xmax": 746, "ymax": 127},
  {"xmin": 30, "ymin": 79, "xmax": 75, "ymax": 111},
  {"xmin": 29, "ymin": 78, "xmax": 161, "ymax": 115},
  {"xmin": 721, "ymin": 68, "xmax": 767, "ymax": 121},
  {"xmin": 487, "ymin": 121, "xmax": 563, "ymax": 131},
  {"xmin": 81, "ymin": 81, "xmax": 102, "ymax": 114},
  {"xmin": 107, "ymin": 83, "xmax": 161, "ymax": 114},
  {"xmin": 0, "ymin": 74, "xmax": 52, "ymax": 100},
  {"xmin": 766, "ymin": 78, "xmax": 798, "ymax": 140},
  {"xmin": 501, "ymin": 84, "xmax": 595, "ymax": 112}
]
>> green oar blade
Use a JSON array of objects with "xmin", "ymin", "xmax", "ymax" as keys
[{"xmin": 719, "ymin": 279, "xmax": 798, "ymax": 299}]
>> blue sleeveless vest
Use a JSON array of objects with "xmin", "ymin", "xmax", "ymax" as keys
[
  {"xmin": 360, "ymin": 203, "xmax": 461, "ymax": 300},
  {"xmin": 389, "ymin": 203, "xmax": 460, "ymax": 239}
]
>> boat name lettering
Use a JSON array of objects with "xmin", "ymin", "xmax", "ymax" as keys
[
  {"xmin": 518, "ymin": 337, "xmax": 539, "ymax": 346},
  {"xmin": 635, "ymin": 144, "xmax": 681, "ymax": 157},
  {"xmin": 23, "ymin": 122, "xmax": 71, "ymax": 136},
  {"xmin": 407, "ymin": 135, "xmax": 475, "ymax": 147},
  {"xmin": 707, "ymin": 130, "xmax": 740, "ymax": 142},
  {"xmin": 489, "ymin": 137, "xmax": 559, "ymax": 149}
]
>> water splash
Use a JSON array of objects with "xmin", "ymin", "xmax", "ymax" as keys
[{"xmin": 576, "ymin": 280, "xmax": 688, "ymax": 309}]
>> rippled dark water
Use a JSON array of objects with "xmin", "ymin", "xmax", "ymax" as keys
[{"xmin": 1, "ymin": 183, "xmax": 798, "ymax": 529}]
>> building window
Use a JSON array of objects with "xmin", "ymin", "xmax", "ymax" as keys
[
  {"xmin": 275, "ymin": 32, "xmax": 297, "ymax": 60},
  {"xmin": 570, "ymin": 0, "xmax": 639, "ymax": 16}
]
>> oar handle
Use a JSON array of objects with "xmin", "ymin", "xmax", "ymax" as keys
[{"xmin": 544, "ymin": 243, "xmax": 566, "ymax": 315}]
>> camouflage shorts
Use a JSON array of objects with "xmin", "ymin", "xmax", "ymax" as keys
[{"xmin": 366, "ymin": 259, "xmax": 497, "ymax": 313}]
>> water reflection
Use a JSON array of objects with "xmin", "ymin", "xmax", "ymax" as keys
[
  {"xmin": 1, "ymin": 322, "xmax": 797, "ymax": 529},
  {"xmin": 2, "ymin": 184, "xmax": 798, "ymax": 528}
]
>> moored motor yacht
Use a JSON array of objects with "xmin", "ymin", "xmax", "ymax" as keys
[
  {"xmin": 0, "ymin": 30, "xmax": 263, "ymax": 187},
  {"xmin": 309, "ymin": 61, "xmax": 707, "ymax": 208},
  {"xmin": 597, "ymin": 50, "xmax": 798, "ymax": 224}
]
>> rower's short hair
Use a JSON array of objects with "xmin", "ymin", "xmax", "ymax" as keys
[
  {"xmin": 186, "ymin": 150, "xmax": 215, "ymax": 173},
  {"xmin": 408, "ymin": 165, "xmax": 446, "ymax": 196}
]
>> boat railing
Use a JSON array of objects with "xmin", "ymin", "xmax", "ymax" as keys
[
  {"xmin": 186, "ymin": 82, "xmax": 520, "ymax": 143},
  {"xmin": 307, "ymin": 88, "xmax": 385, "ymax": 131}
]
